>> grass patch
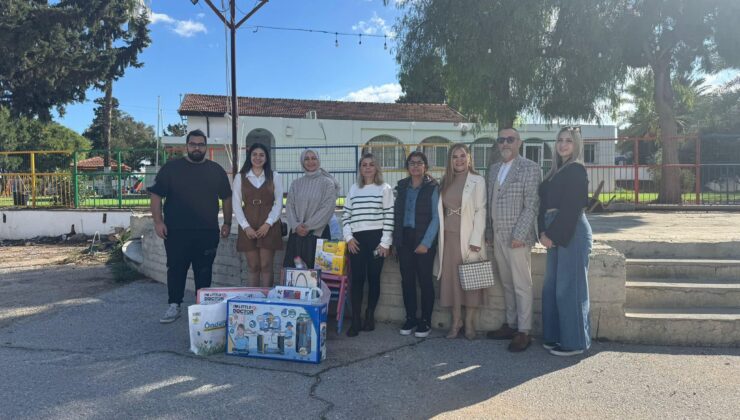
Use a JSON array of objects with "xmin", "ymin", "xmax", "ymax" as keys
[{"xmin": 106, "ymin": 229, "xmax": 144, "ymax": 283}]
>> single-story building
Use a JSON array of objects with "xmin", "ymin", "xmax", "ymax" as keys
[{"xmin": 171, "ymin": 94, "xmax": 628, "ymax": 195}]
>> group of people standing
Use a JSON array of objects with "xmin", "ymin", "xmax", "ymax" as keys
[{"xmin": 150, "ymin": 126, "xmax": 593, "ymax": 357}]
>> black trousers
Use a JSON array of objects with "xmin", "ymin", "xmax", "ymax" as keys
[
  {"xmin": 283, "ymin": 226, "xmax": 331, "ymax": 268},
  {"xmin": 348, "ymin": 229, "xmax": 384, "ymax": 326},
  {"xmin": 164, "ymin": 229, "xmax": 220, "ymax": 304},
  {"xmin": 398, "ymin": 228, "xmax": 437, "ymax": 323}
]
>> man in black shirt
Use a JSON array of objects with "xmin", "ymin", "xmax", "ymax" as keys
[{"xmin": 148, "ymin": 129, "xmax": 233, "ymax": 323}]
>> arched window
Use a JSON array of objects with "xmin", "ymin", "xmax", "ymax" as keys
[
  {"xmin": 364, "ymin": 135, "xmax": 406, "ymax": 169},
  {"xmin": 418, "ymin": 136, "xmax": 450, "ymax": 168},
  {"xmin": 471, "ymin": 137, "xmax": 501, "ymax": 171}
]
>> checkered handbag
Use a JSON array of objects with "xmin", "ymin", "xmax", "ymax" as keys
[{"xmin": 458, "ymin": 256, "xmax": 495, "ymax": 291}]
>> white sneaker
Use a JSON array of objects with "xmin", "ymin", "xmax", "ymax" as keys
[
  {"xmin": 160, "ymin": 303, "xmax": 181, "ymax": 323},
  {"xmin": 542, "ymin": 342, "xmax": 559, "ymax": 350},
  {"xmin": 549, "ymin": 346, "xmax": 584, "ymax": 357}
]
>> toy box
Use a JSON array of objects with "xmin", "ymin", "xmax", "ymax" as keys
[
  {"xmin": 226, "ymin": 284, "xmax": 329, "ymax": 364},
  {"xmin": 196, "ymin": 287, "xmax": 269, "ymax": 304},
  {"xmin": 314, "ymin": 239, "xmax": 347, "ymax": 275},
  {"xmin": 283, "ymin": 268, "xmax": 320, "ymax": 288}
]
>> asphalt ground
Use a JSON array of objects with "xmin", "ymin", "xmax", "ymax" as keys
[{"xmin": 1, "ymin": 259, "xmax": 738, "ymax": 420}]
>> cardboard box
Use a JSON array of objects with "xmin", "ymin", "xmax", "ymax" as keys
[
  {"xmin": 226, "ymin": 293, "xmax": 328, "ymax": 364},
  {"xmin": 196, "ymin": 287, "xmax": 269, "ymax": 304},
  {"xmin": 314, "ymin": 239, "xmax": 347, "ymax": 275}
]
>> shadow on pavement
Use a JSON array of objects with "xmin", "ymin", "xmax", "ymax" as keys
[{"xmin": 588, "ymin": 213, "xmax": 648, "ymax": 234}]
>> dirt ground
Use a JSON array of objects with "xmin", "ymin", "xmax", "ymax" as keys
[{"xmin": 0, "ymin": 242, "xmax": 129, "ymax": 329}]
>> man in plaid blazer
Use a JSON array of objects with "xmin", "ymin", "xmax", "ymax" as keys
[{"xmin": 485, "ymin": 127, "xmax": 541, "ymax": 352}]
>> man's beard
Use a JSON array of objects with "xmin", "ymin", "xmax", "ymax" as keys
[
  {"xmin": 500, "ymin": 148, "xmax": 513, "ymax": 160},
  {"xmin": 188, "ymin": 151, "xmax": 205, "ymax": 162}
]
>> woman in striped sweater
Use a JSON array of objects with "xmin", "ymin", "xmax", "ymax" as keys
[{"xmin": 343, "ymin": 153, "xmax": 394, "ymax": 337}]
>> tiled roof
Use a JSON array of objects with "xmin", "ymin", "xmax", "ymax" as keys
[
  {"xmin": 76, "ymin": 156, "xmax": 131, "ymax": 172},
  {"xmin": 178, "ymin": 94, "xmax": 467, "ymax": 123}
]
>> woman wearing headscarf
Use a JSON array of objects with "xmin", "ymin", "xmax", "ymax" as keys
[
  {"xmin": 283, "ymin": 148, "xmax": 340, "ymax": 269},
  {"xmin": 538, "ymin": 127, "xmax": 593, "ymax": 357},
  {"xmin": 233, "ymin": 143, "xmax": 283, "ymax": 287}
]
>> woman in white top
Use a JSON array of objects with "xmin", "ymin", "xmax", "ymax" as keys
[
  {"xmin": 232, "ymin": 143, "xmax": 283, "ymax": 287},
  {"xmin": 342, "ymin": 153, "xmax": 394, "ymax": 337}
]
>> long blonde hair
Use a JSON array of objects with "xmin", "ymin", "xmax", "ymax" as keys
[
  {"xmin": 357, "ymin": 153, "xmax": 385, "ymax": 187},
  {"xmin": 440, "ymin": 143, "xmax": 479, "ymax": 193},
  {"xmin": 545, "ymin": 127, "xmax": 584, "ymax": 181}
]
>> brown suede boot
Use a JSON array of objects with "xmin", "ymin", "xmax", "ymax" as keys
[
  {"xmin": 508, "ymin": 332, "xmax": 531, "ymax": 352},
  {"xmin": 486, "ymin": 323, "xmax": 517, "ymax": 340}
]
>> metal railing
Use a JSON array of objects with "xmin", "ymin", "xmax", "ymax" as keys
[{"xmin": 2, "ymin": 135, "xmax": 738, "ymax": 208}]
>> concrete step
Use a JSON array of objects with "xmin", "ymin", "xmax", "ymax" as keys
[
  {"xmin": 623, "ymin": 307, "xmax": 740, "ymax": 347},
  {"xmin": 626, "ymin": 258, "xmax": 740, "ymax": 280},
  {"xmin": 626, "ymin": 278, "xmax": 740, "ymax": 308},
  {"xmin": 602, "ymin": 240, "xmax": 740, "ymax": 259}
]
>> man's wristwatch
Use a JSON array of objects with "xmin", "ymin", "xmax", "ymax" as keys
[{"xmin": 223, "ymin": 221, "xmax": 232, "ymax": 226}]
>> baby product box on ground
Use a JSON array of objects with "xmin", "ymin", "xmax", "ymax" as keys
[{"xmin": 226, "ymin": 284, "xmax": 330, "ymax": 364}]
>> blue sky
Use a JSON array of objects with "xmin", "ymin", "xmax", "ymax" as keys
[
  {"xmin": 55, "ymin": 1, "xmax": 738, "ymax": 134},
  {"xmin": 57, "ymin": 0, "xmax": 405, "ymax": 134}
]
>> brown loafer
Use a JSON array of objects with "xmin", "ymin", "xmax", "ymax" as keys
[
  {"xmin": 486, "ymin": 323, "xmax": 517, "ymax": 340},
  {"xmin": 508, "ymin": 332, "xmax": 531, "ymax": 352}
]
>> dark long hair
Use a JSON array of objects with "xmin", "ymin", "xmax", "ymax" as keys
[{"xmin": 239, "ymin": 142, "xmax": 273, "ymax": 182}]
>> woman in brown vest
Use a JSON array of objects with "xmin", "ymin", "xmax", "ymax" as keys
[{"xmin": 232, "ymin": 143, "xmax": 283, "ymax": 287}]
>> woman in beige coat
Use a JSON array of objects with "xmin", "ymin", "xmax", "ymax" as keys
[{"xmin": 437, "ymin": 143, "xmax": 488, "ymax": 340}]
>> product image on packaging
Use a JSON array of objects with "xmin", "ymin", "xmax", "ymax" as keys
[
  {"xmin": 284, "ymin": 268, "xmax": 320, "ymax": 288},
  {"xmin": 314, "ymin": 239, "xmax": 347, "ymax": 275},
  {"xmin": 226, "ymin": 297, "xmax": 328, "ymax": 363}
]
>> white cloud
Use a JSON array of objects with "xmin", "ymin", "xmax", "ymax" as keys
[
  {"xmin": 341, "ymin": 83, "xmax": 402, "ymax": 102},
  {"xmin": 148, "ymin": 10, "xmax": 207, "ymax": 38},
  {"xmin": 173, "ymin": 20, "xmax": 208, "ymax": 38},
  {"xmin": 352, "ymin": 12, "xmax": 395, "ymax": 37},
  {"xmin": 149, "ymin": 12, "xmax": 174, "ymax": 25},
  {"xmin": 197, "ymin": 13, "xmax": 205, "ymax": 19}
]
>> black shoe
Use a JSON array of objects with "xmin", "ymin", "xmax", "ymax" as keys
[
  {"xmin": 346, "ymin": 325, "xmax": 360, "ymax": 337},
  {"xmin": 363, "ymin": 312, "xmax": 375, "ymax": 331},
  {"xmin": 400, "ymin": 318, "xmax": 417, "ymax": 336},
  {"xmin": 414, "ymin": 320, "xmax": 431, "ymax": 338}
]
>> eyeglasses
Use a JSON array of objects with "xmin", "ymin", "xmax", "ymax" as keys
[
  {"xmin": 187, "ymin": 142, "xmax": 207, "ymax": 149},
  {"xmin": 496, "ymin": 136, "xmax": 517, "ymax": 144},
  {"xmin": 407, "ymin": 161, "xmax": 425, "ymax": 167}
]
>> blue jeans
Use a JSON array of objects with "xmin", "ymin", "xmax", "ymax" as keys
[{"xmin": 542, "ymin": 210, "xmax": 593, "ymax": 351}]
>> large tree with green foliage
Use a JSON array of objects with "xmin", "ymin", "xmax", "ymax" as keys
[
  {"xmin": 0, "ymin": 1, "xmax": 149, "ymax": 122},
  {"xmin": 612, "ymin": 0, "xmax": 740, "ymax": 203},
  {"xmin": 392, "ymin": 0, "xmax": 626, "ymax": 128},
  {"xmin": 83, "ymin": 97, "xmax": 156, "ymax": 171},
  {"xmin": 0, "ymin": 106, "xmax": 91, "ymax": 173},
  {"xmin": 396, "ymin": 54, "xmax": 447, "ymax": 104}
]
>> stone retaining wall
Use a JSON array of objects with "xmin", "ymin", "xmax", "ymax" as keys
[{"xmin": 133, "ymin": 214, "xmax": 628, "ymax": 339}]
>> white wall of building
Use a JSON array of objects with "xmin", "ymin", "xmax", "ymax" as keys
[
  {"xmin": 181, "ymin": 114, "xmax": 627, "ymax": 195},
  {"xmin": 0, "ymin": 210, "xmax": 132, "ymax": 240}
]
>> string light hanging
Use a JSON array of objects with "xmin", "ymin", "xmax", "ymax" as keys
[{"xmin": 243, "ymin": 24, "xmax": 394, "ymax": 49}]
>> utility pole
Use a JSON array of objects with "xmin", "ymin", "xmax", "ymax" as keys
[{"xmin": 190, "ymin": 0, "xmax": 269, "ymax": 175}]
